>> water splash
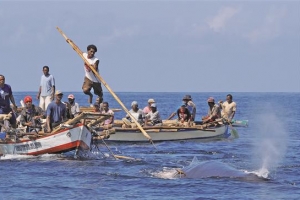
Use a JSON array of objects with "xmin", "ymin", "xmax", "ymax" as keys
[
  {"xmin": 152, "ymin": 167, "xmax": 179, "ymax": 179},
  {"xmin": 252, "ymin": 105, "xmax": 288, "ymax": 178},
  {"xmin": 254, "ymin": 168, "xmax": 269, "ymax": 179},
  {"xmin": 0, "ymin": 153, "xmax": 66, "ymax": 161},
  {"xmin": 0, "ymin": 154, "xmax": 35, "ymax": 160}
]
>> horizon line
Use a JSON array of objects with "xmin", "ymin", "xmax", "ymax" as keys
[{"xmin": 13, "ymin": 91, "xmax": 300, "ymax": 93}]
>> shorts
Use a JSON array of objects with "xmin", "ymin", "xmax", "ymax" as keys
[
  {"xmin": 82, "ymin": 77, "xmax": 103, "ymax": 98},
  {"xmin": 39, "ymin": 95, "xmax": 52, "ymax": 111}
]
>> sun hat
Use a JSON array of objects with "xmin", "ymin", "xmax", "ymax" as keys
[
  {"xmin": 148, "ymin": 99, "xmax": 156, "ymax": 103},
  {"xmin": 55, "ymin": 90, "xmax": 63, "ymax": 95},
  {"xmin": 183, "ymin": 95, "xmax": 192, "ymax": 100},
  {"xmin": 150, "ymin": 103, "xmax": 156, "ymax": 108},
  {"xmin": 24, "ymin": 96, "xmax": 32, "ymax": 103},
  {"xmin": 131, "ymin": 101, "xmax": 138, "ymax": 106},
  {"xmin": 68, "ymin": 94, "xmax": 75, "ymax": 99},
  {"xmin": 207, "ymin": 97, "xmax": 215, "ymax": 103}
]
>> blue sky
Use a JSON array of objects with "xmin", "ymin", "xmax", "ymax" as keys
[{"xmin": 0, "ymin": 0, "xmax": 299, "ymax": 92}]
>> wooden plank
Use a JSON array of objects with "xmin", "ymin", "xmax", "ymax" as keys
[
  {"xmin": 114, "ymin": 126, "xmax": 216, "ymax": 132},
  {"xmin": 79, "ymin": 107, "xmax": 122, "ymax": 113}
]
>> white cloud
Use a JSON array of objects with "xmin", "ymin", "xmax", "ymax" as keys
[
  {"xmin": 207, "ymin": 6, "xmax": 240, "ymax": 32},
  {"xmin": 245, "ymin": 6, "xmax": 287, "ymax": 43}
]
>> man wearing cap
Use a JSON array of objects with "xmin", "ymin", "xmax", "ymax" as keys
[
  {"xmin": 143, "ymin": 99, "xmax": 155, "ymax": 115},
  {"xmin": 218, "ymin": 94, "xmax": 236, "ymax": 122},
  {"xmin": 46, "ymin": 90, "xmax": 67, "ymax": 133},
  {"xmin": 167, "ymin": 95, "xmax": 196, "ymax": 121},
  {"xmin": 19, "ymin": 96, "xmax": 45, "ymax": 132},
  {"xmin": 182, "ymin": 95, "xmax": 197, "ymax": 121},
  {"xmin": 202, "ymin": 97, "xmax": 221, "ymax": 123},
  {"xmin": 66, "ymin": 94, "xmax": 80, "ymax": 118},
  {"xmin": 124, "ymin": 101, "xmax": 145, "ymax": 125},
  {"xmin": 145, "ymin": 103, "xmax": 162, "ymax": 126},
  {"xmin": 37, "ymin": 66, "xmax": 55, "ymax": 111},
  {"xmin": 0, "ymin": 74, "xmax": 17, "ymax": 128},
  {"xmin": 82, "ymin": 44, "xmax": 103, "ymax": 107}
]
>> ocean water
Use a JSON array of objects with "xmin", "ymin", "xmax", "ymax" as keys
[{"xmin": 0, "ymin": 92, "xmax": 299, "ymax": 200}]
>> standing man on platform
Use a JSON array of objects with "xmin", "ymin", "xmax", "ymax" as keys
[
  {"xmin": 82, "ymin": 44, "xmax": 103, "ymax": 107},
  {"xmin": 0, "ymin": 74, "xmax": 17, "ymax": 128},
  {"xmin": 37, "ymin": 66, "xmax": 55, "ymax": 111}
]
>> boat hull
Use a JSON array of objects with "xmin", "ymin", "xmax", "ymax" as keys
[
  {"xmin": 0, "ymin": 124, "xmax": 92, "ymax": 156},
  {"xmin": 106, "ymin": 125, "xmax": 228, "ymax": 142}
]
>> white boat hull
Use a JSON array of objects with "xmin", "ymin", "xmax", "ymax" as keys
[
  {"xmin": 106, "ymin": 125, "xmax": 228, "ymax": 142},
  {"xmin": 0, "ymin": 124, "xmax": 92, "ymax": 156}
]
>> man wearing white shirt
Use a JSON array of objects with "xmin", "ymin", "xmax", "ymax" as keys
[
  {"xmin": 101, "ymin": 102, "xmax": 114, "ymax": 125},
  {"xmin": 125, "ymin": 101, "xmax": 145, "ymax": 124},
  {"xmin": 67, "ymin": 94, "xmax": 80, "ymax": 118},
  {"xmin": 82, "ymin": 44, "xmax": 103, "ymax": 106},
  {"xmin": 219, "ymin": 94, "xmax": 236, "ymax": 122}
]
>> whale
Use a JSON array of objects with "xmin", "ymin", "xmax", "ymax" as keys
[
  {"xmin": 177, "ymin": 157, "xmax": 267, "ymax": 180},
  {"xmin": 154, "ymin": 157, "xmax": 270, "ymax": 180}
]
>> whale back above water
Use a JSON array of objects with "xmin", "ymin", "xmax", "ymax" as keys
[{"xmin": 182, "ymin": 157, "xmax": 247, "ymax": 178}]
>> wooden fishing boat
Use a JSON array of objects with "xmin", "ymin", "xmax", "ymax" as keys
[
  {"xmin": 104, "ymin": 124, "xmax": 229, "ymax": 142},
  {"xmin": 0, "ymin": 112, "xmax": 115, "ymax": 157},
  {"xmin": 0, "ymin": 124, "xmax": 92, "ymax": 156}
]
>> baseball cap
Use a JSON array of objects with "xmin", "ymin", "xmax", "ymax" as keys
[
  {"xmin": 183, "ymin": 95, "xmax": 192, "ymax": 100},
  {"xmin": 55, "ymin": 90, "xmax": 63, "ymax": 95},
  {"xmin": 68, "ymin": 94, "xmax": 75, "ymax": 99},
  {"xmin": 24, "ymin": 96, "xmax": 32, "ymax": 103},
  {"xmin": 148, "ymin": 99, "xmax": 155, "ymax": 103}
]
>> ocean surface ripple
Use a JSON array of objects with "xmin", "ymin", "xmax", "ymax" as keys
[{"xmin": 1, "ymin": 92, "xmax": 299, "ymax": 199}]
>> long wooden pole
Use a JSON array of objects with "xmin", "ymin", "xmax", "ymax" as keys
[{"xmin": 56, "ymin": 27, "xmax": 155, "ymax": 145}]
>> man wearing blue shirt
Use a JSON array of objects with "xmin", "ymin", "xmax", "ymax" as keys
[
  {"xmin": 46, "ymin": 90, "xmax": 66, "ymax": 133},
  {"xmin": 0, "ymin": 74, "xmax": 17, "ymax": 128}
]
